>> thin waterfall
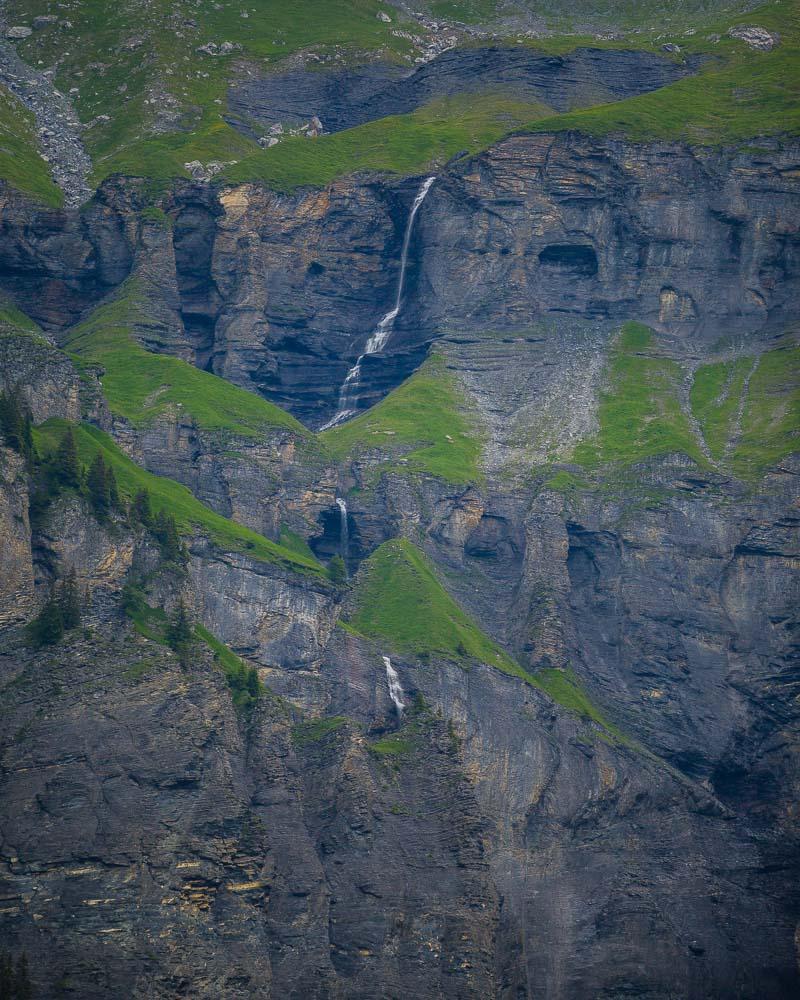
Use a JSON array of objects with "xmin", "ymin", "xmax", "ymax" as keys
[
  {"xmin": 382, "ymin": 655, "xmax": 405, "ymax": 717},
  {"xmin": 335, "ymin": 497, "xmax": 348, "ymax": 562},
  {"xmin": 320, "ymin": 176, "xmax": 436, "ymax": 430}
]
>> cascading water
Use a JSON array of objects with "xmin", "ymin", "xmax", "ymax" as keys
[
  {"xmin": 335, "ymin": 497, "xmax": 348, "ymax": 562},
  {"xmin": 382, "ymin": 655, "xmax": 405, "ymax": 717},
  {"xmin": 320, "ymin": 176, "xmax": 436, "ymax": 430}
]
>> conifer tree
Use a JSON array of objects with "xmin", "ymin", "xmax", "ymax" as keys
[
  {"xmin": 154, "ymin": 511, "xmax": 183, "ymax": 562},
  {"xmin": 27, "ymin": 590, "xmax": 64, "ymax": 648},
  {"xmin": 0, "ymin": 390, "xmax": 34, "ymax": 462},
  {"xmin": 59, "ymin": 568, "xmax": 82, "ymax": 631},
  {"xmin": 167, "ymin": 599, "xmax": 193, "ymax": 666},
  {"xmin": 130, "ymin": 489, "xmax": 152, "ymax": 527},
  {"xmin": 106, "ymin": 464, "xmax": 120, "ymax": 509},
  {"xmin": 54, "ymin": 427, "xmax": 81, "ymax": 490},
  {"xmin": 87, "ymin": 453, "xmax": 109, "ymax": 515},
  {"xmin": 246, "ymin": 667, "xmax": 261, "ymax": 700},
  {"xmin": 327, "ymin": 554, "xmax": 347, "ymax": 584}
]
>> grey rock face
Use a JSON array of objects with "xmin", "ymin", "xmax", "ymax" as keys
[{"xmin": 229, "ymin": 45, "xmax": 698, "ymax": 136}]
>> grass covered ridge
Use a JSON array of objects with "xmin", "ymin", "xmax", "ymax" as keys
[
  {"xmin": 574, "ymin": 322, "xmax": 705, "ymax": 468},
  {"xmin": 225, "ymin": 93, "xmax": 551, "ymax": 191},
  {"xmin": 64, "ymin": 288, "xmax": 308, "ymax": 439},
  {"xmin": 322, "ymin": 354, "xmax": 483, "ymax": 484},
  {"xmin": 344, "ymin": 538, "xmax": 524, "ymax": 673},
  {"xmin": 733, "ymin": 342, "xmax": 800, "ymax": 477},
  {"xmin": 522, "ymin": 2, "xmax": 800, "ymax": 145},
  {"xmin": 33, "ymin": 419, "xmax": 325, "ymax": 576}
]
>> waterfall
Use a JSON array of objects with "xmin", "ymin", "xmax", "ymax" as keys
[
  {"xmin": 320, "ymin": 175, "xmax": 436, "ymax": 430},
  {"xmin": 382, "ymin": 655, "xmax": 405, "ymax": 717},
  {"xmin": 335, "ymin": 497, "xmax": 348, "ymax": 561}
]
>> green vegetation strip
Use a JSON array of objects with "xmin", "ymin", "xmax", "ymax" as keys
[
  {"xmin": 522, "ymin": 3, "xmax": 800, "ymax": 145},
  {"xmin": 574, "ymin": 322, "xmax": 705, "ymax": 468},
  {"xmin": 344, "ymin": 538, "xmax": 519, "ymax": 671},
  {"xmin": 322, "ymin": 355, "xmax": 482, "ymax": 484},
  {"xmin": 33, "ymin": 419, "xmax": 325, "ymax": 576},
  {"xmin": 291, "ymin": 715, "xmax": 348, "ymax": 747},
  {"xmin": 0, "ymin": 85, "xmax": 62, "ymax": 206},
  {"xmin": 732, "ymin": 343, "xmax": 800, "ymax": 478},
  {"xmin": 65, "ymin": 289, "xmax": 308, "ymax": 438},
  {"xmin": 346, "ymin": 537, "xmax": 629, "ymax": 741},
  {"xmin": 690, "ymin": 356, "xmax": 753, "ymax": 460},
  {"xmin": 225, "ymin": 94, "xmax": 550, "ymax": 191}
]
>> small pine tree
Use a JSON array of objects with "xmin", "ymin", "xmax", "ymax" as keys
[
  {"xmin": 0, "ymin": 951, "xmax": 12, "ymax": 1000},
  {"xmin": 328, "ymin": 554, "xmax": 347, "ymax": 584},
  {"xmin": 59, "ymin": 568, "xmax": 82, "ymax": 631},
  {"xmin": 167, "ymin": 599, "xmax": 193, "ymax": 666},
  {"xmin": 106, "ymin": 464, "xmax": 120, "ymax": 509},
  {"xmin": 0, "ymin": 390, "xmax": 35, "ymax": 464},
  {"xmin": 54, "ymin": 427, "xmax": 81, "ymax": 490},
  {"xmin": 154, "ymin": 510, "xmax": 184, "ymax": 563},
  {"xmin": 14, "ymin": 953, "xmax": 32, "ymax": 1000},
  {"xmin": 27, "ymin": 591, "xmax": 64, "ymax": 648},
  {"xmin": 246, "ymin": 666, "xmax": 260, "ymax": 700},
  {"xmin": 87, "ymin": 453, "xmax": 109, "ymax": 515},
  {"xmin": 130, "ymin": 489, "xmax": 152, "ymax": 527}
]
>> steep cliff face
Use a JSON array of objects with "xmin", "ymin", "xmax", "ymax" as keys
[
  {"xmin": 0, "ymin": 29, "xmax": 798, "ymax": 996},
  {"xmin": 1, "ymin": 135, "xmax": 795, "ymax": 429}
]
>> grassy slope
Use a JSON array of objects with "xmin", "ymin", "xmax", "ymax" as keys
[
  {"xmin": 0, "ymin": 84, "xmax": 62, "ymax": 206},
  {"xmin": 523, "ymin": 3, "xmax": 800, "ymax": 145},
  {"xmin": 322, "ymin": 354, "xmax": 482, "ymax": 484},
  {"xmin": 6, "ymin": 0, "xmax": 413, "ymax": 188},
  {"xmin": 345, "ymin": 537, "xmax": 626, "ymax": 738},
  {"xmin": 4, "ymin": 1, "xmax": 795, "ymax": 197},
  {"xmin": 225, "ymin": 93, "xmax": 551, "ymax": 191},
  {"xmin": 690, "ymin": 356, "xmax": 753, "ymax": 459},
  {"xmin": 732, "ymin": 342, "xmax": 800, "ymax": 477},
  {"xmin": 344, "ymin": 537, "xmax": 526, "ymax": 673},
  {"xmin": 64, "ymin": 288, "xmax": 309, "ymax": 438},
  {"xmin": 33, "ymin": 419, "xmax": 325, "ymax": 576},
  {"xmin": 574, "ymin": 322, "xmax": 706, "ymax": 468}
]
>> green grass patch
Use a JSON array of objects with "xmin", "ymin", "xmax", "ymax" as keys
[
  {"xmin": 225, "ymin": 93, "xmax": 550, "ymax": 191},
  {"xmin": 33, "ymin": 419, "xmax": 326, "ymax": 576},
  {"xmin": 344, "ymin": 538, "xmax": 520, "ymax": 672},
  {"xmin": 0, "ymin": 85, "xmax": 62, "ymax": 206},
  {"xmin": 121, "ymin": 584, "xmax": 170, "ymax": 644},
  {"xmin": 64, "ymin": 288, "xmax": 308, "ymax": 438},
  {"xmin": 7, "ymin": 0, "xmax": 414, "ymax": 188},
  {"xmin": 291, "ymin": 715, "xmax": 348, "ymax": 747},
  {"xmin": 322, "ymin": 354, "xmax": 483, "ymax": 484},
  {"xmin": 732, "ymin": 343, "xmax": 800, "ymax": 477},
  {"xmin": 690, "ymin": 356, "xmax": 753, "ymax": 459},
  {"xmin": 194, "ymin": 623, "xmax": 263, "ymax": 710},
  {"xmin": 573, "ymin": 322, "xmax": 705, "ymax": 467},
  {"xmin": 0, "ymin": 296, "xmax": 44, "ymax": 336},
  {"xmin": 530, "ymin": 667, "xmax": 623, "ymax": 737},
  {"xmin": 544, "ymin": 469, "xmax": 591, "ymax": 495},
  {"xmin": 523, "ymin": 3, "xmax": 800, "ymax": 144},
  {"xmin": 369, "ymin": 733, "xmax": 415, "ymax": 756}
]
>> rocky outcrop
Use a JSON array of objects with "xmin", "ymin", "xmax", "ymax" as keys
[
  {"xmin": 0, "ymin": 446, "xmax": 34, "ymax": 625},
  {"xmin": 229, "ymin": 45, "xmax": 698, "ymax": 136}
]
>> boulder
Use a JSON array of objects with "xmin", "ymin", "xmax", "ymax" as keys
[
  {"xmin": 6, "ymin": 26, "xmax": 33, "ymax": 39},
  {"xmin": 728, "ymin": 25, "xmax": 778, "ymax": 50}
]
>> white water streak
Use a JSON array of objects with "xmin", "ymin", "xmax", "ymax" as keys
[
  {"xmin": 320, "ymin": 176, "xmax": 436, "ymax": 430},
  {"xmin": 335, "ymin": 497, "xmax": 348, "ymax": 559},
  {"xmin": 382, "ymin": 655, "xmax": 405, "ymax": 716}
]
